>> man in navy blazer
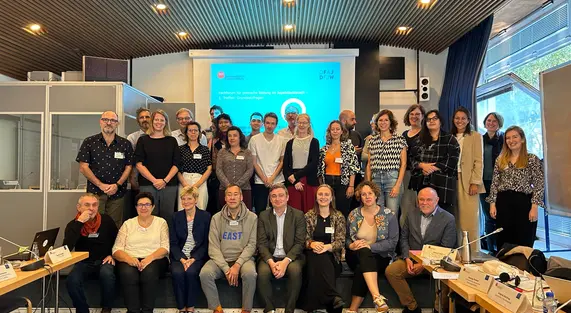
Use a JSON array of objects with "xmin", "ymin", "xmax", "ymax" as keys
[
  {"xmin": 385, "ymin": 187, "xmax": 457, "ymax": 313},
  {"xmin": 169, "ymin": 187, "xmax": 211, "ymax": 312}
]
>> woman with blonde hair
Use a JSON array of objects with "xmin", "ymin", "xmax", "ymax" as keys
[
  {"xmin": 318, "ymin": 120, "xmax": 360, "ymax": 216},
  {"xmin": 170, "ymin": 186, "xmax": 211, "ymax": 313},
  {"xmin": 486, "ymin": 126, "xmax": 544, "ymax": 248},
  {"xmin": 303, "ymin": 184, "xmax": 346, "ymax": 312},
  {"xmin": 135, "ymin": 109, "xmax": 180, "ymax": 223},
  {"xmin": 283, "ymin": 113, "xmax": 320, "ymax": 212}
]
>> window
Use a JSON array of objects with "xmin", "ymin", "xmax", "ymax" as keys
[
  {"xmin": 512, "ymin": 45, "xmax": 571, "ymax": 89},
  {"xmin": 51, "ymin": 114, "xmax": 101, "ymax": 190},
  {"xmin": 0, "ymin": 114, "xmax": 42, "ymax": 190}
]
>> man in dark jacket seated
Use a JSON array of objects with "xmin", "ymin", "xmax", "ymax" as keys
[{"xmin": 385, "ymin": 187, "xmax": 457, "ymax": 313}]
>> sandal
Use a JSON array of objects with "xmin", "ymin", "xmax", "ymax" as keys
[{"xmin": 373, "ymin": 295, "xmax": 389, "ymax": 312}]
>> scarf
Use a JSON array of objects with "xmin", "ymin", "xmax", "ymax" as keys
[{"xmin": 75, "ymin": 212, "xmax": 102, "ymax": 236}]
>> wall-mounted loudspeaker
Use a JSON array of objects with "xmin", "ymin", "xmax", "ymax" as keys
[{"xmin": 419, "ymin": 77, "xmax": 430, "ymax": 102}]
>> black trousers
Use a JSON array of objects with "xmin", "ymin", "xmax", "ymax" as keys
[
  {"xmin": 171, "ymin": 259, "xmax": 204, "ymax": 309},
  {"xmin": 117, "ymin": 258, "xmax": 168, "ymax": 313},
  {"xmin": 304, "ymin": 251, "xmax": 342, "ymax": 313},
  {"xmin": 325, "ymin": 175, "xmax": 351, "ymax": 217},
  {"xmin": 346, "ymin": 248, "xmax": 391, "ymax": 298},
  {"xmin": 253, "ymin": 184, "xmax": 270, "ymax": 214},
  {"xmin": 496, "ymin": 190, "xmax": 537, "ymax": 249},
  {"xmin": 479, "ymin": 179, "xmax": 498, "ymax": 253},
  {"xmin": 257, "ymin": 257, "xmax": 304, "ymax": 313}
]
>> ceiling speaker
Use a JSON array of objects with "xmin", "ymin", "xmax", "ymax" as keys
[{"xmin": 419, "ymin": 76, "xmax": 430, "ymax": 102}]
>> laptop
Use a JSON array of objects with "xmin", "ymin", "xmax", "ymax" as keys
[
  {"xmin": 544, "ymin": 275, "xmax": 571, "ymax": 304},
  {"xmin": 5, "ymin": 228, "xmax": 60, "ymax": 260}
]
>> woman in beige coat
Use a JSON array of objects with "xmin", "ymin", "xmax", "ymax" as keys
[{"xmin": 450, "ymin": 107, "xmax": 485, "ymax": 253}]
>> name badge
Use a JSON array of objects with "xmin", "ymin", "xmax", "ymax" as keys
[
  {"xmin": 229, "ymin": 220, "xmax": 239, "ymax": 226},
  {"xmin": 325, "ymin": 227, "xmax": 334, "ymax": 234},
  {"xmin": 0, "ymin": 263, "xmax": 17, "ymax": 282},
  {"xmin": 114, "ymin": 152, "xmax": 125, "ymax": 159},
  {"xmin": 334, "ymin": 157, "xmax": 343, "ymax": 164},
  {"xmin": 193, "ymin": 154, "xmax": 202, "ymax": 159},
  {"xmin": 236, "ymin": 155, "xmax": 245, "ymax": 160},
  {"xmin": 458, "ymin": 266, "xmax": 494, "ymax": 293},
  {"xmin": 88, "ymin": 233, "xmax": 100, "ymax": 238}
]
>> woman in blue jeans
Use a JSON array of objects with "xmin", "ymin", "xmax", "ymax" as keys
[
  {"xmin": 366, "ymin": 109, "xmax": 407, "ymax": 215},
  {"xmin": 170, "ymin": 186, "xmax": 211, "ymax": 313}
]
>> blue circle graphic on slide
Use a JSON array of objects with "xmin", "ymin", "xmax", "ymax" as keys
[{"xmin": 281, "ymin": 98, "xmax": 306, "ymax": 121}]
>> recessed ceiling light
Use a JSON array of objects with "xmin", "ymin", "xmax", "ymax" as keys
[
  {"xmin": 23, "ymin": 23, "xmax": 45, "ymax": 35},
  {"xmin": 156, "ymin": 3, "xmax": 167, "ymax": 10},
  {"xmin": 418, "ymin": 0, "xmax": 438, "ymax": 8},
  {"xmin": 283, "ymin": 0, "xmax": 296, "ymax": 6},
  {"xmin": 283, "ymin": 24, "xmax": 295, "ymax": 31},
  {"xmin": 396, "ymin": 26, "xmax": 412, "ymax": 35},
  {"xmin": 176, "ymin": 31, "xmax": 188, "ymax": 39},
  {"xmin": 152, "ymin": 3, "xmax": 168, "ymax": 14}
]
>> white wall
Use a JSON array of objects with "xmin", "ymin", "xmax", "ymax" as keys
[
  {"xmin": 378, "ymin": 46, "xmax": 448, "ymax": 134},
  {"xmin": 132, "ymin": 52, "xmax": 194, "ymax": 103}
]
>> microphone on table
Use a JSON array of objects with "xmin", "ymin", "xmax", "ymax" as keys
[
  {"xmin": 0, "ymin": 236, "xmax": 45, "ymax": 271},
  {"xmin": 440, "ymin": 228, "xmax": 503, "ymax": 272}
]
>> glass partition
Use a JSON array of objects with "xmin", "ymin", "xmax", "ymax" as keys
[
  {"xmin": 51, "ymin": 114, "xmax": 101, "ymax": 190},
  {"xmin": 0, "ymin": 114, "xmax": 42, "ymax": 190}
]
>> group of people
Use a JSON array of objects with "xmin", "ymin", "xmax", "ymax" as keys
[{"xmin": 67, "ymin": 103, "xmax": 545, "ymax": 313}]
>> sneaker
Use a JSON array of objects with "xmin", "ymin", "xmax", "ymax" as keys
[
  {"xmin": 332, "ymin": 296, "xmax": 345, "ymax": 309},
  {"xmin": 373, "ymin": 295, "xmax": 389, "ymax": 312}
]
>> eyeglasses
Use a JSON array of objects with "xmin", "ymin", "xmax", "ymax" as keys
[
  {"xmin": 136, "ymin": 203, "xmax": 152, "ymax": 208},
  {"xmin": 101, "ymin": 118, "xmax": 119, "ymax": 124},
  {"xmin": 426, "ymin": 116, "xmax": 439, "ymax": 122},
  {"xmin": 177, "ymin": 117, "xmax": 191, "ymax": 121},
  {"xmin": 187, "ymin": 129, "xmax": 199, "ymax": 133}
]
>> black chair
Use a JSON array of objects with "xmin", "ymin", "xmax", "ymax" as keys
[{"xmin": 0, "ymin": 296, "xmax": 32, "ymax": 313}]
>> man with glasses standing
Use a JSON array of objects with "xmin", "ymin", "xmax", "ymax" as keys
[
  {"xmin": 77, "ymin": 111, "xmax": 134, "ymax": 228},
  {"xmin": 171, "ymin": 108, "xmax": 208, "ymax": 146}
]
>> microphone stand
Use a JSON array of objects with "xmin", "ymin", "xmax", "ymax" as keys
[
  {"xmin": 0, "ymin": 236, "xmax": 45, "ymax": 271},
  {"xmin": 440, "ymin": 228, "xmax": 503, "ymax": 272}
]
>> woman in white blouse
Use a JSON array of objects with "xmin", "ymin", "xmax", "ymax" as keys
[
  {"xmin": 449, "ymin": 107, "xmax": 485, "ymax": 252},
  {"xmin": 113, "ymin": 192, "xmax": 170, "ymax": 313}
]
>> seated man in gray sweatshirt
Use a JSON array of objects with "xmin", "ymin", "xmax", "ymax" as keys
[
  {"xmin": 199, "ymin": 184, "xmax": 258, "ymax": 313},
  {"xmin": 385, "ymin": 187, "xmax": 457, "ymax": 313}
]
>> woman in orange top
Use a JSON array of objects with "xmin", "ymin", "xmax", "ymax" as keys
[{"xmin": 318, "ymin": 120, "xmax": 360, "ymax": 216}]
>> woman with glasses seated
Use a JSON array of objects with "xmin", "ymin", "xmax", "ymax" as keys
[
  {"xmin": 112, "ymin": 192, "xmax": 169, "ymax": 313},
  {"xmin": 409, "ymin": 110, "xmax": 460, "ymax": 213},
  {"xmin": 177, "ymin": 121, "xmax": 212, "ymax": 211}
]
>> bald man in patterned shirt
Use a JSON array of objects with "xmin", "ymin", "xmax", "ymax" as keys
[{"xmin": 76, "ymin": 111, "xmax": 134, "ymax": 228}]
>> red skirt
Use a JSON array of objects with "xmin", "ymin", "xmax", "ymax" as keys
[{"xmin": 287, "ymin": 177, "xmax": 317, "ymax": 213}]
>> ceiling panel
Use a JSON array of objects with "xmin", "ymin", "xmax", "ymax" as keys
[{"xmin": 0, "ymin": 0, "xmax": 510, "ymax": 80}]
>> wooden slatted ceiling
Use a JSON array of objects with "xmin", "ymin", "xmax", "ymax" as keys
[{"xmin": 0, "ymin": 0, "xmax": 508, "ymax": 80}]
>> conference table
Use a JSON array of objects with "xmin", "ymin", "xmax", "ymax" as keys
[
  {"xmin": 410, "ymin": 251, "xmax": 512, "ymax": 313},
  {"xmin": 0, "ymin": 252, "xmax": 88, "ymax": 313}
]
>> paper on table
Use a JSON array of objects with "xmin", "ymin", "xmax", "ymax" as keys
[{"xmin": 432, "ymin": 271, "xmax": 460, "ymax": 280}]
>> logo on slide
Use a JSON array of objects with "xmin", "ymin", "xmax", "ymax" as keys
[
  {"xmin": 281, "ymin": 98, "xmax": 306, "ymax": 121},
  {"xmin": 217, "ymin": 71, "xmax": 225, "ymax": 79}
]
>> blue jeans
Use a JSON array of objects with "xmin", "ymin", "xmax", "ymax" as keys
[
  {"xmin": 67, "ymin": 260, "xmax": 116, "ymax": 313},
  {"xmin": 372, "ymin": 170, "xmax": 402, "ymax": 215}
]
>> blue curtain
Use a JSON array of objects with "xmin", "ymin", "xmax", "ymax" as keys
[{"xmin": 438, "ymin": 16, "xmax": 494, "ymax": 131}]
